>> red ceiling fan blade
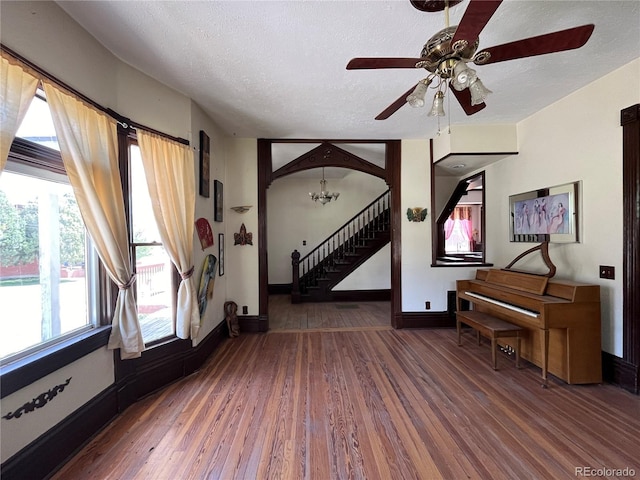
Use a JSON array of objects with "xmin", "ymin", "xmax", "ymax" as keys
[
  {"xmin": 451, "ymin": 0, "xmax": 502, "ymax": 49},
  {"xmin": 410, "ymin": 0, "xmax": 463, "ymax": 13},
  {"xmin": 449, "ymin": 83, "xmax": 486, "ymax": 116},
  {"xmin": 347, "ymin": 58, "xmax": 424, "ymax": 70},
  {"xmin": 473, "ymin": 24, "xmax": 595, "ymax": 65},
  {"xmin": 375, "ymin": 85, "xmax": 418, "ymax": 120}
]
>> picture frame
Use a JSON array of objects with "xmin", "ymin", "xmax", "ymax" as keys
[
  {"xmin": 509, "ymin": 181, "xmax": 579, "ymax": 243},
  {"xmin": 214, "ymin": 180, "xmax": 223, "ymax": 222},
  {"xmin": 199, "ymin": 131, "xmax": 210, "ymax": 198},
  {"xmin": 218, "ymin": 233, "xmax": 224, "ymax": 276}
]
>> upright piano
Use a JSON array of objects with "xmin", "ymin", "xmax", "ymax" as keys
[{"xmin": 456, "ymin": 267, "xmax": 602, "ymax": 384}]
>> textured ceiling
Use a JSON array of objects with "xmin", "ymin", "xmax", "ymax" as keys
[{"xmin": 56, "ymin": 0, "xmax": 639, "ymax": 141}]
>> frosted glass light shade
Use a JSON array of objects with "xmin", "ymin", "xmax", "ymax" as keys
[
  {"xmin": 469, "ymin": 78, "xmax": 492, "ymax": 105},
  {"xmin": 428, "ymin": 91, "xmax": 446, "ymax": 117},
  {"xmin": 406, "ymin": 81, "xmax": 429, "ymax": 108},
  {"xmin": 451, "ymin": 62, "xmax": 477, "ymax": 91}
]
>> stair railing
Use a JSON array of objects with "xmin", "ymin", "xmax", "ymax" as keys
[{"xmin": 291, "ymin": 190, "xmax": 390, "ymax": 303}]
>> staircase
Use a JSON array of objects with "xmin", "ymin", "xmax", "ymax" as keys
[{"xmin": 291, "ymin": 190, "xmax": 390, "ymax": 303}]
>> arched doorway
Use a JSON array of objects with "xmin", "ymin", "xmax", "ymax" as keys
[{"xmin": 257, "ymin": 139, "xmax": 402, "ymax": 331}]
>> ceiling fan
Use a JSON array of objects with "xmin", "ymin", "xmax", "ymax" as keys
[{"xmin": 346, "ymin": 0, "xmax": 594, "ymax": 119}]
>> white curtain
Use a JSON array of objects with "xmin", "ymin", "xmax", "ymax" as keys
[
  {"xmin": 137, "ymin": 130, "xmax": 199, "ymax": 339},
  {"xmin": 0, "ymin": 54, "xmax": 39, "ymax": 173},
  {"xmin": 42, "ymin": 81, "xmax": 144, "ymax": 359}
]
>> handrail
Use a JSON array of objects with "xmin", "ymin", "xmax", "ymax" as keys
[
  {"xmin": 299, "ymin": 189, "xmax": 390, "ymax": 266},
  {"xmin": 291, "ymin": 190, "xmax": 391, "ymax": 302}
]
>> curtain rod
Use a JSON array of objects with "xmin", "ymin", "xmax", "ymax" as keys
[{"xmin": 1, "ymin": 44, "xmax": 189, "ymax": 147}]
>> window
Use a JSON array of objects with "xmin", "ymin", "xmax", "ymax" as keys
[
  {"xmin": 0, "ymin": 90, "xmax": 100, "ymax": 363},
  {"xmin": 126, "ymin": 141, "xmax": 176, "ymax": 344},
  {"xmin": 432, "ymin": 171, "xmax": 487, "ymax": 265}
]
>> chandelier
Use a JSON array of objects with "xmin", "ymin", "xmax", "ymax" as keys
[{"xmin": 309, "ymin": 167, "xmax": 340, "ymax": 205}]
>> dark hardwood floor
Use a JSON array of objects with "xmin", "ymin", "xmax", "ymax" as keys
[{"xmin": 52, "ymin": 306, "xmax": 640, "ymax": 479}]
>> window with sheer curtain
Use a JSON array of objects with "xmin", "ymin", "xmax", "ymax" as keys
[
  {"xmin": 126, "ymin": 140, "xmax": 176, "ymax": 344},
  {"xmin": 1, "ymin": 88, "xmax": 101, "ymax": 362}
]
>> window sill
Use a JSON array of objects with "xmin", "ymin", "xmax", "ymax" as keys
[{"xmin": 0, "ymin": 326, "xmax": 112, "ymax": 399}]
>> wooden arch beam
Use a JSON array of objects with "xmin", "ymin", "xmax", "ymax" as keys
[{"xmin": 271, "ymin": 142, "xmax": 386, "ymax": 184}]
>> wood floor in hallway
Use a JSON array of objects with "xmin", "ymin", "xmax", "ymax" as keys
[
  {"xmin": 52, "ymin": 327, "xmax": 640, "ymax": 479},
  {"xmin": 268, "ymin": 295, "xmax": 390, "ymax": 330}
]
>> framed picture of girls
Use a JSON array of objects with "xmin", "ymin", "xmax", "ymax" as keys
[{"xmin": 509, "ymin": 181, "xmax": 579, "ymax": 243}]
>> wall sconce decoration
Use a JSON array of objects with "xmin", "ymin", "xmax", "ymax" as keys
[
  {"xmin": 234, "ymin": 223, "xmax": 253, "ymax": 246},
  {"xmin": 407, "ymin": 207, "xmax": 428, "ymax": 222},
  {"xmin": 230, "ymin": 205, "xmax": 252, "ymax": 213}
]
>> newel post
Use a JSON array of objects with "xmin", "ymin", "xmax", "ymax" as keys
[{"xmin": 291, "ymin": 249, "xmax": 301, "ymax": 304}]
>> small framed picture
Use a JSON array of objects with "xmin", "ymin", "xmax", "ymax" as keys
[
  {"xmin": 199, "ymin": 131, "xmax": 210, "ymax": 198},
  {"xmin": 214, "ymin": 180, "xmax": 223, "ymax": 222},
  {"xmin": 218, "ymin": 233, "xmax": 224, "ymax": 276}
]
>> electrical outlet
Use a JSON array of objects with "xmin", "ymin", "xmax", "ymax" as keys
[
  {"xmin": 425, "ymin": 301, "xmax": 431, "ymax": 310},
  {"xmin": 599, "ymin": 266, "xmax": 615, "ymax": 280},
  {"xmin": 242, "ymin": 305, "xmax": 248, "ymax": 315}
]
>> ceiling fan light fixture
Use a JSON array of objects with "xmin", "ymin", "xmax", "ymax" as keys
[
  {"xmin": 451, "ymin": 61, "xmax": 477, "ymax": 91},
  {"xmin": 469, "ymin": 77, "xmax": 492, "ymax": 106},
  {"xmin": 406, "ymin": 79, "xmax": 430, "ymax": 108},
  {"xmin": 428, "ymin": 90, "xmax": 446, "ymax": 117}
]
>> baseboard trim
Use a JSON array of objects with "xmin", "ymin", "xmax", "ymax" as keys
[
  {"xmin": 602, "ymin": 351, "xmax": 639, "ymax": 394},
  {"xmin": 1, "ymin": 321, "xmax": 230, "ymax": 480},
  {"xmin": 330, "ymin": 289, "xmax": 391, "ymax": 302},
  {"xmin": 238, "ymin": 314, "xmax": 269, "ymax": 333},
  {"xmin": 268, "ymin": 283, "xmax": 292, "ymax": 295},
  {"xmin": 401, "ymin": 311, "xmax": 455, "ymax": 329}
]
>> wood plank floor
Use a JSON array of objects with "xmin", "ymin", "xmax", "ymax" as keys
[
  {"xmin": 53, "ymin": 328, "xmax": 640, "ymax": 479},
  {"xmin": 268, "ymin": 295, "xmax": 390, "ymax": 330}
]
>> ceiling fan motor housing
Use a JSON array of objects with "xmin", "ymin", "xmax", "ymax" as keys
[{"xmin": 419, "ymin": 26, "xmax": 479, "ymax": 77}]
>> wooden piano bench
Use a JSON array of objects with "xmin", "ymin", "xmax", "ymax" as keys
[{"xmin": 456, "ymin": 311, "xmax": 524, "ymax": 371}]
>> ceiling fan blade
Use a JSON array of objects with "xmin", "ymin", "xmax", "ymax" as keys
[
  {"xmin": 375, "ymin": 85, "xmax": 418, "ymax": 120},
  {"xmin": 473, "ymin": 24, "xmax": 595, "ymax": 65},
  {"xmin": 347, "ymin": 58, "xmax": 424, "ymax": 70},
  {"xmin": 451, "ymin": 0, "xmax": 502, "ymax": 48},
  {"xmin": 449, "ymin": 83, "xmax": 486, "ymax": 116},
  {"xmin": 410, "ymin": 0, "xmax": 463, "ymax": 13}
]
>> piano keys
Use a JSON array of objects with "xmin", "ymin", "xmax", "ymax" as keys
[{"xmin": 457, "ymin": 268, "xmax": 602, "ymax": 384}]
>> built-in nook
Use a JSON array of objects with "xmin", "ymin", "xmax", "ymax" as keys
[{"xmin": 430, "ymin": 125, "xmax": 518, "ymax": 266}]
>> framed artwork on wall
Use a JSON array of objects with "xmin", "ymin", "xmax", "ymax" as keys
[
  {"xmin": 199, "ymin": 130, "xmax": 210, "ymax": 198},
  {"xmin": 218, "ymin": 233, "xmax": 224, "ymax": 276},
  {"xmin": 509, "ymin": 181, "xmax": 579, "ymax": 243},
  {"xmin": 214, "ymin": 180, "xmax": 223, "ymax": 222}
]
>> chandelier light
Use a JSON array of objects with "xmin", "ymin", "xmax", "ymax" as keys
[{"xmin": 309, "ymin": 167, "xmax": 340, "ymax": 205}]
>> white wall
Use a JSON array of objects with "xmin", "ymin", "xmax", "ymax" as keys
[
  {"xmin": 412, "ymin": 59, "xmax": 638, "ymax": 354},
  {"xmin": 267, "ymin": 170, "xmax": 388, "ymax": 285},
  {"xmin": 334, "ymin": 244, "xmax": 391, "ymax": 290},
  {"xmin": 402, "ymin": 140, "xmax": 479, "ymax": 312},
  {"xmin": 225, "ymin": 138, "xmax": 259, "ymax": 315},
  {"xmin": 484, "ymin": 58, "xmax": 640, "ymax": 357},
  {"xmin": 190, "ymin": 101, "xmax": 229, "ymax": 343}
]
